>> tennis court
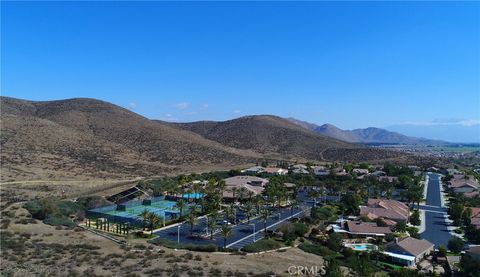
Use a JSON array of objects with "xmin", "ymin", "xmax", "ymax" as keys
[{"xmin": 87, "ymin": 197, "xmax": 187, "ymax": 225}]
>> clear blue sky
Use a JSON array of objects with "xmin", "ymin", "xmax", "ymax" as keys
[{"xmin": 2, "ymin": 1, "xmax": 479, "ymax": 137}]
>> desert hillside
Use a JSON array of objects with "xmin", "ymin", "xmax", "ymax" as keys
[{"xmin": 1, "ymin": 97, "xmax": 410, "ymax": 181}]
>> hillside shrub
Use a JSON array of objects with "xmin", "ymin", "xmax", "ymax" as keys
[
  {"xmin": 150, "ymin": 238, "xmax": 217, "ymax": 252},
  {"xmin": 298, "ymin": 242, "xmax": 339, "ymax": 260},
  {"xmin": 43, "ymin": 215, "xmax": 76, "ymax": 228},
  {"xmin": 242, "ymin": 239, "xmax": 282, "ymax": 253}
]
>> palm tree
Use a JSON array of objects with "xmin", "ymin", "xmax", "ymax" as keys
[
  {"xmin": 290, "ymin": 199, "xmax": 299, "ymax": 217},
  {"xmin": 237, "ymin": 187, "xmax": 248, "ymax": 203},
  {"xmin": 244, "ymin": 201, "xmax": 255, "ymax": 223},
  {"xmin": 220, "ymin": 224, "xmax": 233, "ymax": 248},
  {"xmin": 147, "ymin": 213, "xmax": 162, "ymax": 235},
  {"xmin": 176, "ymin": 199, "xmax": 187, "ymax": 218},
  {"xmin": 260, "ymin": 208, "xmax": 271, "ymax": 236},
  {"xmin": 140, "ymin": 209, "xmax": 150, "ymax": 230},
  {"xmin": 207, "ymin": 213, "xmax": 219, "ymax": 239},
  {"xmin": 226, "ymin": 204, "xmax": 236, "ymax": 224},
  {"xmin": 186, "ymin": 212, "xmax": 197, "ymax": 236}
]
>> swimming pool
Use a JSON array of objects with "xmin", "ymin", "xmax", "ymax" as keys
[
  {"xmin": 182, "ymin": 193, "xmax": 204, "ymax": 199},
  {"xmin": 345, "ymin": 243, "xmax": 377, "ymax": 251}
]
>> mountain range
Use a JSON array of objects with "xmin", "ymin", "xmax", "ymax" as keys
[
  {"xmin": 287, "ymin": 118, "xmax": 446, "ymax": 145},
  {"xmin": 0, "ymin": 97, "xmax": 421, "ymax": 181}
]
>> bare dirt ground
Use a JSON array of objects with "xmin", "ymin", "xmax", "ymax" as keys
[
  {"xmin": 1, "ymin": 203, "xmax": 324, "ymax": 277},
  {"xmin": 0, "ymin": 179, "xmax": 325, "ymax": 277}
]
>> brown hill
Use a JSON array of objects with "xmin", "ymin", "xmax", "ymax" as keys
[
  {"xmin": 1, "ymin": 97, "xmax": 410, "ymax": 181},
  {"xmin": 0, "ymin": 97, "xmax": 257, "ymax": 181},
  {"xmin": 167, "ymin": 116, "xmax": 406, "ymax": 162}
]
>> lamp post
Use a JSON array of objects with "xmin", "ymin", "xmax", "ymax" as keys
[
  {"xmin": 249, "ymin": 223, "xmax": 256, "ymax": 242},
  {"xmin": 205, "ymin": 216, "xmax": 209, "ymax": 236},
  {"xmin": 177, "ymin": 224, "xmax": 181, "ymax": 244}
]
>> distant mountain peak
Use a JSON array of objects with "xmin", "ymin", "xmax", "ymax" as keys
[{"xmin": 287, "ymin": 117, "xmax": 446, "ymax": 145}]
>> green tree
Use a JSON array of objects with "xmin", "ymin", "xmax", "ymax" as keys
[
  {"xmin": 186, "ymin": 212, "xmax": 197, "ymax": 236},
  {"xmin": 437, "ymin": 245, "xmax": 447, "ymax": 257},
  {"xmin": 341, "ymin": 194, "xmax": 362, "ymax": 215},
  {"xmin": 140, "ymin": 209, "xmax": 150, "ymax": 230},
  {"xmin": 147, "ymin": 212, "xmax": 162, "ymax": 235},
  {"xmin": 326, "ymin": 232, "xmax": 343, "ymax": 252},
  {"xmin": 221, "ymin": 224, "xmax": 233, "ymax": 248},
  {"xmin": 260, "ymin": 208, "xmax": 271, "ymax": 235},
  {"xmin": 449, "ymin": 203, "xmax": 465, "ymax": 226},
  {"xmin": 244, "ymin": 201, "xmax": 255, "ymax": 224},
  {"xmin": 410, "ymin": 210, "xmax": 421, "ymax": 226},
  {"xmin": 175, "ymin": 199, "xmax": 187, "ymax": 218},
  {"xmin": 207, "ymin": 213, "xmax": 219, "ymax": 240},
  {"xmin": 322, "ymin": 258, "xmax": 343, "ymax": 277},
  {"xmin": 447, "ymin": 237, "xmax": 465, "ymax": 253}
]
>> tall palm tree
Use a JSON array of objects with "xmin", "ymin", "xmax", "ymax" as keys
[
  {"xmin": 140, "ymin": 209, "xmax": 150, "ymax": 230},
  {"xmin": 226, "ymin": 204, "xmax": 236, "ymax": 224},
  {"xmin": 237, "ymin": 187, "xmax": 248, "ymax": 203},
  {"xmin": 147, "ymin": 212, "xmax": 162, "ymax": 235},
  {"xmin": 207, "ymin": 213, "xmax": 219, "ymax": 239},
  {"xmin": 186, "ymin": 212, "xmax": 197, "ymax": 236},
  {"xmin": 244, "ymin": 201, "xmax": 255, "ymax": 224},
  {"xmin": 290, "ymin": 199, "xmax": 299, "ymax": 217},
  {"xmin": 260, "ymin": 208, "xmax": 271, "ymax": 236},
  {"xmin": 176, "ymin": 199, "xmax": 187, "ymax": 218},
  {"xmin": 220, "ymin": 224, "xmax": 233, "ymax": 248}
]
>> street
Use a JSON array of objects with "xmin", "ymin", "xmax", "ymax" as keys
[{"xmin": 420, "ymin": 172, "xmax": 453, "ymax": 248}]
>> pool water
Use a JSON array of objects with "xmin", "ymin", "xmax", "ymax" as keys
[
  {"xmin": 182, "ymin": 193, "xmax": 204, "ymax": 199},
  {"xmin": 345, "ymin": 243, "xmax": 377, "ymax": 251}
]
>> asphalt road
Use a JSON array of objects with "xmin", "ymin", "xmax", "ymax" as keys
[
  {"xmin": 152, "ymin": 189, "xmax": 323, "ymax": 249},
  {"xmin": 420, "ymin": 173, "xmax": 453, "ymax": 248}
]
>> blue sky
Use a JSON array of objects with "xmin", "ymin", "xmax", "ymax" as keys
[{"xmin": 2, "ymin": 1, "xmax": 479, "ymax": 141}]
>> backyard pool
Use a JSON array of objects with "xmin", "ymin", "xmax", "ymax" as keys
[{"xmin": 345, "ymin": 243, "xmax": 377, "ymax": 251}]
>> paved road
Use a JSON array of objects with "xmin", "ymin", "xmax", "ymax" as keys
[
  {"xmin": 420, "ymin": 173, "xmax": 453, "ymax": 248},
  {"xmin": 153, "ymin": 205, "xmax": 308, "ymax": 249},
  {"xmin": 151, "ymin": 188, "xmax": 330, "ymax": 249}
]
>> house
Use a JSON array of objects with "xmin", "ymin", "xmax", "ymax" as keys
[
  {"xmin": 445, "ymin": 256, "xmax": 461, "ymax": 276},
  {"xmin": 224, "ymin": 176, "xmax": 268, "ymax": 187},
  {"xmin": 284, "ymin": 183, "xmax": 297, "ymax": 195},
  {"xmin": 241, "ymin": 166, "xmax": 265, "ymax": 174},
  {"xmin": 448, "ymin": 176, "xmax": 480, "ymax": 197},
  {"xmin": 469, "ymin": 207, "xmax": 480, "ymax": 229},
  {"xmin": 370, "ymin": 171, "xmax": 386, "ymax": 177},
  {"xmin": 290, "ymin": 164, "xmax": 308, "ymax": 170},
  {"xmin": 384, "ymin": 237, "xmax": 434, "ymax": 267},
  {"xmin": 343, "ymin": 220, "xmax": 392, "ymax": 237},
  {"xmin": 222, "ymin": 184, "xmax": 264, "ymax": 200},
  {"xmin": 263, "ymin": 167, "xmax": 288, "ymax": 175},
  {"xmin": 314, "ymin": 166, "xmax": 330, "ymax": 176},
  {"xmin": 466, "ymin": 246, "xmax": 480, "ymax": 260},
  {"xmin": 360, "ymin": 199, "xmax": 409, "ymax": 224},
  {"xmin": 291, "ymin": 168, "xmax": 309, "ymax": 174},
  {"xmin": 378, "ymin": 176, "xmax": 399, "ymax": 183},
  {"xmin": 352, "ymin": 168, "xmax": 369, "ymax": 175},
  {"xmin": 333, "ymin": 167, "xmax": 348, "ymax": 176},
  {"xmin": 222, "ymin": 176, "xmax": 269, "ymax": 200}
]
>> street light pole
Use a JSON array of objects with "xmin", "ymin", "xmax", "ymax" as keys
[
  {"xmin": 249, "ymin": 223, "xmax": 256, "ymax": 242},
  {"xmin": 205, "ymin": 216, "xmax": 209, "ymax": 236},
  {"xmin": 177, "ymin": 225, "xmax": 181, "ymax": 244}
]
